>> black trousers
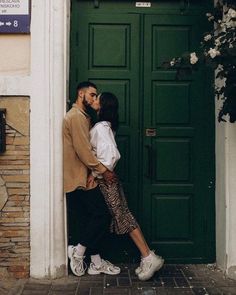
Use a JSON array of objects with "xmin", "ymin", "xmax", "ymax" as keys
[{"xmin": 66, "ymin": 186, "xmax": 111, "ymax": 255}]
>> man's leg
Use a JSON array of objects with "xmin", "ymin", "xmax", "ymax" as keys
[
  {"xmin": 66, "ymin": 189, "xmax": 87, "ymax": 246},
  {"xmin": 79, "ymin": 186, "xmax": 120, "ymax": 275},
  {"xmin": 66, "ymin": 189, "xmax": 88, "ymax": 276},
  {"xmin": 79, "ymin": 186, "xmax": 111, "ymax": 251}
]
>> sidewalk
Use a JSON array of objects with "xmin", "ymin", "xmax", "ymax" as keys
[{"xmin": 2, "ymin": 264, "xmax": 236, "ymax": 295}]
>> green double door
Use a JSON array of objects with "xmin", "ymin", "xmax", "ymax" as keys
[{"xmin": 70, "ymin": 0, "xmax": 215, "ymax": 263}]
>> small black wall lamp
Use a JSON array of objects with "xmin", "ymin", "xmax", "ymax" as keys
[{"xmin": 0, "ymin": 109, "xmax": 6, "ymax": 153}]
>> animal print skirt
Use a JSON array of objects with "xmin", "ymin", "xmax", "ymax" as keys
[{"xmin": 98, "ymin": 179, "xmax": 138, "ymax": 235}]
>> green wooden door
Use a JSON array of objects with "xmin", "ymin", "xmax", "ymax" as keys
[{"xmin": 70, "ymin": 0, "xmax": 215, "ymax": 263}]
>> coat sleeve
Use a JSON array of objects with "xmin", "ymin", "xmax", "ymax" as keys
[
  {"xmin": 70, "ymin": 112, "xmax": 107, "ymax": 174},
  {"xmin": 91, "ymin": 125, "xmax": 120, "ymax": 171}
]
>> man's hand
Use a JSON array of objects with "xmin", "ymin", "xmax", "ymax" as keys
[
  {"xmin": 86, "ymin": 174, "xmax": 97, "ymax": 189},
  {"xmin": 102, "ymin": 170, "xmax": 118, "ymax": 184}
]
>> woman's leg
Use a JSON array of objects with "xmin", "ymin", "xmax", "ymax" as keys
[{"xmin": 129, "ymin": 226, "xmax": 150, "ymax": 257}]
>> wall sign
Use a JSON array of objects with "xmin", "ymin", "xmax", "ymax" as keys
[
  {"xmin": 0, "ymin": 0, "xmax": 30, "ymax": 33},
  {"xmin": 135, "ymin": 2, "xmax": 151, "ymax": 7}
]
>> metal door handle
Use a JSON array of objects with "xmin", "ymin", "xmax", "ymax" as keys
[{"xmin": 145, "ymin": 145, "xmax": 152, "ymax": 178}]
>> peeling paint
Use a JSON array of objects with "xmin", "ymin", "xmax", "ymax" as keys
[{"xmin": 0, "ymin": 176, "xmax": 8, "ymax": 211}]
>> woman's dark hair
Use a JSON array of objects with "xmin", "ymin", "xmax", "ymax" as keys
[{"xmin": 98, "ymin": 92, "xmax": 119, "ymax": 131}]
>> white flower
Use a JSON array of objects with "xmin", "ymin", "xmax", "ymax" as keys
[
  {"xmin": 170, "ymin": 59, "xmax": 175, "ymax": 66},
  {"xmin": 208, "ymin": 16, "xmax": 215, "ymax": 21},
  {"xmin": 204, "ymin": 34, "xmax": 212, "ymax": 41},
  {"xmin": 206, "ymin": 13, "xmax": 212, "ymax": 17},
  {"xmin": 208, "ymin": 48, "xmax": 220, "ymax": 58},
  {"xmin": 190, "ymin": 52, "xmax": 198, "ymax": 64},
  {"xmin": 215, "ymin": 38, "xmax": 221, "ymax": 47},
  {"xmin": 228, "ymin": 8, "xmax": 236, "ymax": 19}
]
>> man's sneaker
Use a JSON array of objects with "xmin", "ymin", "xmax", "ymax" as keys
[
  {"xmin": 138, "ymin": 251, "xmax": 164, "ymax": 281},
  {"xmin": 88, "ymin": 259, "xmax": 121, "ymax": 275},
  {"xmin": 68, "ymin": 245, "xmax": 86, "ymax": 277}
]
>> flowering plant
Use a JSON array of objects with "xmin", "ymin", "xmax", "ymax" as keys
[{"xmin": 167, "ymin": 0, "xmax": 236, "ymax": 122}]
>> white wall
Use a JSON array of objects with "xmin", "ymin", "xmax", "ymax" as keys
[
  {"xmin": 30, "ymin": 0, "xmax": 69, "ymax": 278},
  {"xmin": 215, "ymin": 93, "xmax": 236, "ymax": 281},
  {"xmin": 225, "ymin": 123, "xmax": 236, "ymax": 279}
]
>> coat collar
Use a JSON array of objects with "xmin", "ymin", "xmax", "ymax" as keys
[{"xmin": 72, "ymin": 103, "xmax": 89, "ymax": 118}]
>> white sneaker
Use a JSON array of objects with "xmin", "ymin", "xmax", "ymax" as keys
[
  {"xmin": 138, "ymin": 251, "xmax": 164, "ymax": 281},
  {"xmin": 135, "ymin": 266, "xmax": 142, "ymax": 275},
  {"xmin": 88, "ymin": 259, "xmax": 121, "ymax": 275},
  {"xmin": 68, "ymin": 245, "xmax": 87, "ymax": 277},
  {"xmin": 135, "ymin": 259, "xmax": 143, "ymax": 275}
]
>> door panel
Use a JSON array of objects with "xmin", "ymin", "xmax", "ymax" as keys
[
  {"xmin": 71, "ymin": 8, "xmax": 141, "ymax": 219},
  {"xmin": 70, "ymin": 0, "xmax": 215, "ymax": 263},
  {"xmin": 143, "ymin": 15, "xmax": 215, "ymax": 262}
]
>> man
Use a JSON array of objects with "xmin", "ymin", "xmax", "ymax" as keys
[{"xmin": 64, "ymin": 81, "xmax": 120, "ymax": 276}]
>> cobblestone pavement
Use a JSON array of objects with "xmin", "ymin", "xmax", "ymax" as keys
[{"xmin": 2, "ymin": 264, "xmax": 236, "ymax": 295}]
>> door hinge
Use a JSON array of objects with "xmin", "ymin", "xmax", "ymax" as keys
[
  {"xmin": 94, "ymin": 0, "xmax": 100, "ymax": 8},
  {"xmin": 180, "ymin": 0, "xmax": 190, "ymax": 13}
]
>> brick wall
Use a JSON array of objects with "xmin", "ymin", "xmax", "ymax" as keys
[{"xmin": 0, "ymin": 97, "xmax": 30, "ymax": 279}]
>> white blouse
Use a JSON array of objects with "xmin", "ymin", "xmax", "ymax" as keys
[{"xmin": 90, "ymin": 121, "xmax": 121, "ymax": 178}]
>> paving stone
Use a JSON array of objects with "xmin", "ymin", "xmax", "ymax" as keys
[
  {"xmin": 4, "ymin": 264, "xmax": 236, "ymax": 295},
  {"xmin": 23, "ymin": 283, "xmax": 51, "ymax": 290},
  {"xmin": 105, "ymin": 276, "xmax": 118, "ymax": 287},
  {"xmin": 79, "ymin": 280, "xmax": 103, "ymax": 288},
  {"xmin": 49, "ymin": 292, "xmax": 75, "ymax": 295},
  {"xmin": 153, "ymin": 278, "xmax": 163, "ymax": 287},
  {"xmin": 204, "ymin": 288, "xmax": 222, "ymax": 295},
  {"xmin": 192, "ymin": 288, "xmax": 209, "ymax": 294},
  {"xmin": 75, "ymin": 288, "xmax": 90, "ymax": 295},
  {"xmin": 174, "ymin": 278, "xmax": 190, "ymax": 288},
  {"xmin": 161, "ymin": 278, "xmax": 176, "ymax": 288},
  {"xmin": 51, "ymin": 283, "xmax": 77, "ymax": 291},
  {"xmin": 216, "ymin": 287, "xmax": 236, "ymax": 294},
  {"xmin": 90, "ymin": 287, "xmax": 105, "ymax": 295},
  {"xmin": 187, "ymin": 278, "xmax": 216, "ymax": 288},
  {"xmin": 136, "ymin": 281, "xmax": 158, "ymax": 288},
  {"xmin": 165, "ymin": 288, "xmax": 193, "ymax": 294},
  {"xmin": 104, "ymin": 287, "xmax": 131, "ymax": 294},
  {"xmin": 22, "ymin": 290, "xmax": 50, "ymax": 295},
  {"xmin": 118, "ymin": 277, "xmax": 131, "ymax": 287}
]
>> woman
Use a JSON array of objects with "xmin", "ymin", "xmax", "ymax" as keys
[{"xmin": 89, "ymin": 92, "xmax": 164, "ymax": 281}]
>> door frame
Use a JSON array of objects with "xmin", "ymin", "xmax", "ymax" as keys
[{"xmin": 70, "ymin": 0, "xmax": 215, "ymax": 263}]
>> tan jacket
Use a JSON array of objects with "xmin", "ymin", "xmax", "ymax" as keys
[{"xmin": 63, "ymin": 104, "xmax": 106, "ymax": 193}]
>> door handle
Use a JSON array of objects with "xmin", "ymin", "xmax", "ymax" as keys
[{"xmin": 145, "ymin": 145, "xmax": 152, "ymax": 179}]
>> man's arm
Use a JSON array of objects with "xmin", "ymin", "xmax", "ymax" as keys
[{"xmin": 70, "ymin": 113, "xmax": 106, "ymax": 174}]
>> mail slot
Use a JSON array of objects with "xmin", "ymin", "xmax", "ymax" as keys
[
  {"xmin": 145, "ymin": 128, "xmax": 156, "ymax": 137},
  {"xmin": 0, "ymin": 109, "xmax": 6, "ymax": 153}
]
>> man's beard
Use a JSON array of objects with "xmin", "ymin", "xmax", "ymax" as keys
[{"xmin": 82, "ymin": 95, "xmax": 97, "ymax": 123}]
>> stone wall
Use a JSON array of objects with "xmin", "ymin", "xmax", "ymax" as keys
[{"xmin": 0, "ymin": 97, "xmax": 30, "ymax": 279}]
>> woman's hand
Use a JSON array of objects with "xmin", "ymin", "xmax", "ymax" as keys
[{"xmin": 102, "ymin": 170, "xmax": 118, "ymax": 184}]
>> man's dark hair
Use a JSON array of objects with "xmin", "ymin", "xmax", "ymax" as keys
[
  {"xmin": 98, "ymin": 92, "xmax": 119, "ymax": 132},
  {"xmin": 76, "ymin": 81, "xmax": 97, "ymax": 93},
  {"xmin": 69, "ymin": 81, "xmax": 97, "ymax": 107}
]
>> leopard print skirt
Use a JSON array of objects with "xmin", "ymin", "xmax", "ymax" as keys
[{"xmin": 98, "ymin": 179, "xmax": 138, "ymax": 235}]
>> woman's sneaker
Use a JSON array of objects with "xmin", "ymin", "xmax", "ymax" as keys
[
  {"xmin": 88, "ymin": 259, "xmax": 121, "ymax": 275},
  {"xmin": 68, "ymin": 245, "xmax": 87, "ymax": 277},
  {"xmin": 138, "ymin": 251, "xmax": 164, "ymax": 281},
  {"xmin": 135, "ymin": 259, "xmax": 143, "ymax": 275}
]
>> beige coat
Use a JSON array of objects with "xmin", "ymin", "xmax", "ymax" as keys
[{"xmin": 63, "ymin": 104, "xmax": 106, "ymax": 193}]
